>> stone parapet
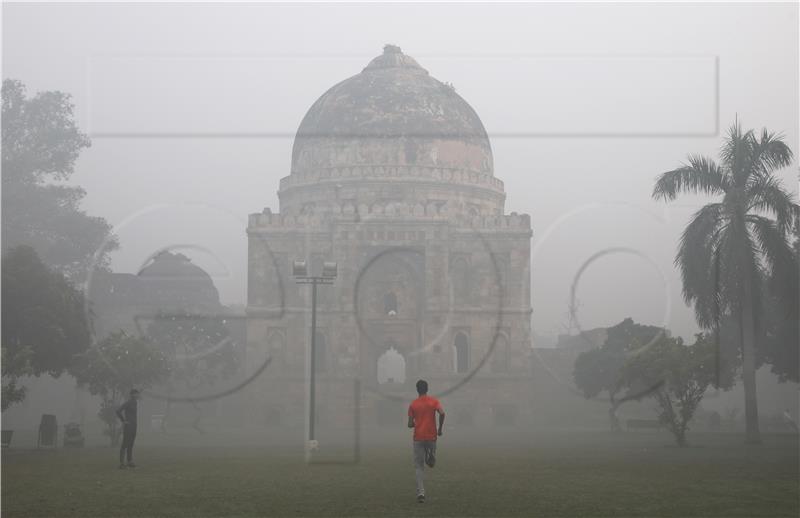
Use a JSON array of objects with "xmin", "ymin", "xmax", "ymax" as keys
[
  {"xmin": 247, "ymin": 210, "xmax": 530, "ymax": 232},
  {"xmin": 279, "ymin": 165, "xmax": 504, "ymax": 194}
]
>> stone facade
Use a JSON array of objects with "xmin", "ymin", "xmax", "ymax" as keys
[{"xmin": 246, "ymin": 46, "xmax": 534, "ymax": 430}]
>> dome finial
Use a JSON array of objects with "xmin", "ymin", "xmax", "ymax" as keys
[
  {"xmin": 364, "ymin": 45, "xmax": 423, "ymax": 72},
  {"xmin": 383, "ymin": 44, "xmax": 402, "ymax": 55}
]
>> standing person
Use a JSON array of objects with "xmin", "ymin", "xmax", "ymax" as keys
[
  {"xmin": 407, "ymin": 379, "xmax": 445, "ymax": 503},
  {"xmin": 116, "ymin": 389, "xmax": 140, "ymax": 469}
]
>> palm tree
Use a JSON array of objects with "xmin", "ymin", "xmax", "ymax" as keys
[{"xmin": 653, "ymin": 121, "xmax": 798, "ymax": 444}]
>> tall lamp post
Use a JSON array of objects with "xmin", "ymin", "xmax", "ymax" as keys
[{"xmin": 293, "ymin": 260, "xmax": 337, "ymax": 453}]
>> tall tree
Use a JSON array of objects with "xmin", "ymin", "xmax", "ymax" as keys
[
  {"xmin": 573, "ymin": 318, "xmax": 664, "ymax": 430},
  {"xmin": 72, "ymin": 331, "xmax": 170, "ymax": 445},
  {"xmin": 146, "ymin": 311, "xmax": 240, "ymax": 432},
  {"xmin": 2, "ymin": 245, "xmax": 91, "ymax": 411},
  {"xmin": 1, "ymin": 79, "xmax": 117, "ymax": 279},
  {"xmin": 2, "ymin": 245, "xmax": 90, "ymax": 377},
  {"xmin": 653, "ymin": 121, "xmax": 798, "ymax": 443},
  {"xmin": 759, "ymin": 229, "xmax": 799, "ymax": 382},
  {"xmin": 622, "ymin": 333, "xmax": 734, "ymax": 447}
]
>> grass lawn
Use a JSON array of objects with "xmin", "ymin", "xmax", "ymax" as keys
[{"xmin": 2, "ymin": 431, "xmax": 797, "ymax": 517}]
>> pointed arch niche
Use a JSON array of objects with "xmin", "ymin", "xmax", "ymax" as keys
[{"xmin": 453, "ymin": 332, "xmax": 470, "ymax": 374}]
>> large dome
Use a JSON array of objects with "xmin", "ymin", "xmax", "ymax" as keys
[
  {"xmin": 290, "ymin": 45, "xmax": 493, "ymax": 175},
  {"xmin": 279, "ymin": 45, "xmax": 505, "ymax": 218}
]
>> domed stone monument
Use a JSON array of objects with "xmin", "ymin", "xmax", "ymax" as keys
[{"xmin": 247, "ymin": 46, "xmax": 533, "ymax": 431}]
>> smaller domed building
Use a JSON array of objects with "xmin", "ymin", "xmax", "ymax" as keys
[{"xmin": 90, "ymin": 251, "xmax": 224, "ymax": 339}]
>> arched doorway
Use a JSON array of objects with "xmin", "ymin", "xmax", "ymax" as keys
[
  {"xmin": 453, "ymin": 332, "xmax": 469, "ymax": 373},
  {"xmin": 267, "ymin": 330, "xmax": 286, "ymax": 365},
  {"xmin": 377, "ymin": 345, "xmax": 406, "ymax": 384},
  {"xmin": 384, "ymin": 292, "xmax": 398, "ymax": 316}
]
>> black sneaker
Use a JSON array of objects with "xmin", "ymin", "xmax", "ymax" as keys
[
  {"xmin": 417, "ymin": 494, "xmax": 425, "ymax": 503},
  {"xmin": 127, "ymin": 462, "xmax": 136, "ymax": 468},
  {"xmin": 425, "ymin": 448, "xmax": 436, "ymax": 468}
]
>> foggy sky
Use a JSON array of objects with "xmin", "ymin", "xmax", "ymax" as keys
[{"xmin": 3, "ymin": 2, "xmax": 797, "ymax": 343}]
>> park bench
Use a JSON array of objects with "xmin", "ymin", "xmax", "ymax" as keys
[{"xmin": 627, "ymin": 419, "xmax": 663, "ymax": 431}]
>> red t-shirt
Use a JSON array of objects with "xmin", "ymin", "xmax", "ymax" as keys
[{"xmin": 408, "ymin": 395, "xmax": 443, "ymax": 441}]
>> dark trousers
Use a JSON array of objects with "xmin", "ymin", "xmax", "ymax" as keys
[{"xmin": 119, "ymin": 424, "xmax": 136, "ymax": 464}]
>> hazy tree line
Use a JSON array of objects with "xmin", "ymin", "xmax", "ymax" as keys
[
  {"xmin": 1, "ymin": 80, "xmax": 238, "ymax": 444},
  {"xmin": 2, "ymin": 78, "xmax": 118, "ymax": 415},
  {"xmin": 2, "ymin": 79, "xmax": 797, "ymax": 447},
  {"xmin": 575, "ymin": 124, "xmax": 799, "ymax": 446}
]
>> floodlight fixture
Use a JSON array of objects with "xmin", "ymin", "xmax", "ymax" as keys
[
  {"xmin": 322, "ymin": 262, "xmax": 338, "ymax": 279},
  {"xmin": 293, "ymin": 260, "xmax": 307, "ymax": 278},
  {"xmin": 291, "ymin": 257, "xmax": 336, "ymax": 452}
]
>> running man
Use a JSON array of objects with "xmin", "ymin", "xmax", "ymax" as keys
[
  {"xmin": 116, "ymin": 388, "xmax": 140, "ymax": 468},
  {"xmin": 407, "ymin": 379, "xmax": 445, "ymax": 503}
]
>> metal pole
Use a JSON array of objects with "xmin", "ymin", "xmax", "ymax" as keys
[
  {"xmin": 353, "ymin": 378, "xmax": 361, "ymax": 464},
  {"xmin": 309, "ymin": 279, "xmax": 318, "ymax": 441}
]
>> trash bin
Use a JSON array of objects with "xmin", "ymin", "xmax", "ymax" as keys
[{"xmin": 38, "ymin": 414, "xmax": 58, "ymax": 448}]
